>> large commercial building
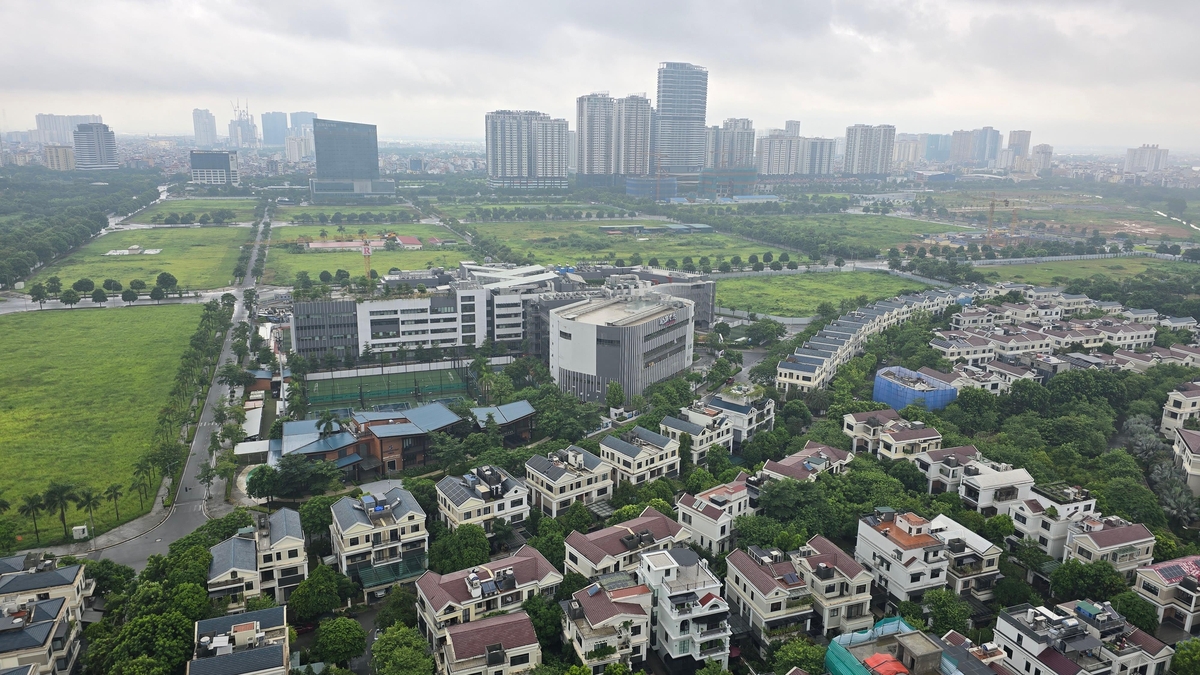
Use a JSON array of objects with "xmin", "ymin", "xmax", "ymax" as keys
[
  {"xmin": 706, "ymin": 118, "xmax": 756, "ymax": 169},
  {"xmin": 35, "ymin": 113, "xmax": 101, "ymax": 145},
  {"xmin": 1125, "ymin": 144, "xmax": 1169, "ymax": 173},
  {"xmin": 655, "ymin": 62, "xmax": 708, "ymax": 174},
  {"xmin": 843, "ymin": 124, "xmax": 895, "ymax": 175},
  {"xmin": 1007, "ymin": 130, "xmax": 1032, "ymax": 158},
  {"xmin": 192, "ymin": 108, "xmax": 218, "ymax": 148},
  {"xmin": 310, "ymin": 118, "xmax": 394, "ymax": 201},
  {"xmin": 289, "ymin": 111, "xmax": 317, "ymax": 132},
  {"xmin": 549, "ymin": 283, "xmax": 694, "ymax": 404},
  {"xmin": 43, "ymin": 145, "xmax": 75, "ymax": 171},
  {"xmin": 227, "ymin": 109, "xmax": 258, "ymax": 148},
  {"xmin": 485, "ymin": 110, "xmax": 569, "ymax": 189},
  {"xmin": 261, "ymin": 111, "xmax": 289, "ymax": 146},
  {"xmin": 190, "ymin": 150, "xmax": 240, "ymax": 186},
  {"xmin": 72, "ymin": 123, "xmax": 118, "ymax": 170}
]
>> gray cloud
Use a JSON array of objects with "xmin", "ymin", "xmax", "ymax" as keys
[{"xmin": 1, "ymin": 0, "xmax": 1197, "ymax": 149}]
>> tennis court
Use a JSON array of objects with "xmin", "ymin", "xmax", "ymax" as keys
[{"xmin": 308, "ymin": 368, "xmax": 468, "ymax": 409}]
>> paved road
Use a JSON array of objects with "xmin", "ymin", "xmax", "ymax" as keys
[{"xmin": 99, "ymin": 224, "xmax": 267, "ymax": 570}]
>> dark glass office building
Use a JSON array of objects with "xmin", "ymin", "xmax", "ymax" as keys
[{"xmin": 314, "ymin": 118, "xmax": 379, "ymax": 180}]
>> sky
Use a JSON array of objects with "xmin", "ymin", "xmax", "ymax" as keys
[{"xmin": 2, "ymin": 0, "xmax": 1198, "ymax": 152}]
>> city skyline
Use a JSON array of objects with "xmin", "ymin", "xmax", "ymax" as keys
[{"xmin": 1, "ymin": 2, "xmax": 1198, "ymax": 151}]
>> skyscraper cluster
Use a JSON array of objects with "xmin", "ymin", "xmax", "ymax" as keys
[
  {"xmin": 756, "ymin": 122, "xmax": 837, "ymax": 176},
  {"xmin": 575, "ymin": 92, "xmax": 652, "ymax": 185},
  {"xmin": 35, "ymin": 114, "xmax": 102, "ymax": 145}
]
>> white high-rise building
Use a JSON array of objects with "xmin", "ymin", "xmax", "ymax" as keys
[
  {"xmin": 843, "ymin": 124, "xmax": 895, "ymax": 175},
  {"xmin": 757, "ymin": 134, "xmax": 835, "ymax": 176},
  {"xmin": 1007, "ymin": 130, "xmax": 1032, "ymax": 158},
  {"xmin": 485, "ymin": 110, "xmax": 569, "ymax": 189},
  {"xmin": 567, "ymin": 130, "xmax": 577, "ymax": 174},
  {"xmin": 655, "ymin": 62, "xmax": 708, "ymax": 174},
  {"xmin": 228, "ymin": 108, "xmax": 258, "ymax": 148},
  {"xmin": 285, "ymin": 132, "xmax": 314, "ymax": 162},
  {"xmin": 893, "ymin": 133, "xmax": 922, "ymax": 166},
  {"xmin": 72, "ymin": 123, "xmax": 118, "ymax": 170},
  {"xmin": 613, "ymin": 94, "xmax": 651, "ymax": 176},
  {"xmin": 193, "ymin": 109, "xmax": 218, "ymax": 148},
  {"xmin": 1032, "ymin": 144, "xmax": 1054, "ymax": 173},
  {"xmin": 716, "ymin": 118, "xmax": 756, "ymax": 168},
  {"xmin": 36, "ymin": 114, "xmax": 102, "ymax": 145},
  {"xmin": 1125, "ymin": 144, "xmax": 1169, "ymax": 173},
  {"xmin": 577, "ymin": 92, "xmax": 615, "ymax": 176},
  {"xmin": 785, "ymin": 120, "xmax": 802, "ymax": 136}
]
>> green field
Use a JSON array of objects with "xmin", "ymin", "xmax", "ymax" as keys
[
  {"xmin": 272, "ymin": 224, "xmax": 448, "ymax": 242},
  {"xmin": 435, "ymin": 202, "xmax": 597, "ymax": 219},
  {"xmin": 263, "ymin": 225, "xmax": 469, "ymax": 284},
  {"xmin": 128, "ymin": 198, "xmax": 260, "ymax": 224},
  {"xmin": 31, "ymin": 227, "xmax": 251, "ymax": 290},
  {"xmin": 715, "ymin": 272, "xmax": 932, "ymax": 317},
  {"xmin": 0, "ymin": 305, "xmax": 202, "ymax": 545},
  {"xmin": 473, "ymin": 220, "xmax": 769, "ymax": 267},
  {"xmin": 275, "ymin": 204, "xmax": 416, "ymax": 221},
  {"xmin": 785, "ymin": 214, "xmax": 965, "ymax": 250},
  {"xmin": 979, "ymin": 257, "xmax": 1194, "ymax": 286},
  {"xmin": 307, "ymin": 369, "xmax": 466, "ymax": 411}
]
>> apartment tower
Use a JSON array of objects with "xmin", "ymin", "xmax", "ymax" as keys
[
  {"xmin": 72, "ymin": 123, "xmax": 118, "ymax": 170},
  {"xmin": 192, "ymin": 109, "xmax": 218, "ymax": 148},
  {"xmin": 485, "ymin": 110, "xmax": 569, "ymax": 189},
  {"xmin": 843, "ymin": 124, "xmax": 895, "ymax": 175},
  {"xmin": 654, "ymin": 62, "xmax": 708, "ymax": 173}
]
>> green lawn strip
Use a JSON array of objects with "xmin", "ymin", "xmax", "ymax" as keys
[
  {"xmin": 29, "ymin": 227, "xmax": 251, "ymax": 291},
  {"xmin": 274, "ymin": 204, "xmax": 416, "ymax": 220},
  {"xmin": 0, "ymin": 305, "xmax": 203, "ymax": 545},
  {"xmin": 129, "ymin": 199, "xmax": 261, "ymax": 223},
  {"xmin": 715, "ymin": 272, "xmax": 932, "ymax": 317},
  {"xmin": 978, "ymin": 258, "xmax": 1194, "ymax": 286}
]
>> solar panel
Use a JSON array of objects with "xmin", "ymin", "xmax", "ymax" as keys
[
  {"xmin": 587, "ymin": 584, "xmax": 601, "ymax": 597},
  {"xmin": 782, "ymin": 573, "xmax": 800, "ymax": 584},
  {"xmin": 1160, "ymin": 564, "xmax": 1186, "ymax": 580},
  {"xmin": 480, "ymin": 580, "xmax": 498, "ymax": 595}
]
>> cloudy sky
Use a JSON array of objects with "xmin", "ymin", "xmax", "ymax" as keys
[{"xmin": 3, "ymin": 0, "xmax": 1198, "ymax": 151}]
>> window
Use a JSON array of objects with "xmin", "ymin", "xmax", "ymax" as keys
[
  {"xmin": 1038, "ymin": 536, "xmax": 1048, "ymax": 546},
  {"xmin": 510, "ymin": 654, "xmax": 530, "ymax": 667},
  {"xmin": 350, "ymin": 537, "xmax": 359, "ymax": 546},
  {"xmin": 825, "ymin": 584, "xmax": 836, "ymax": 594},
  {"xmin": 288, "ymin": 549, "xmax": 299, "ymax": 558},
  {"xmin": 263, "ymin": 554, "xmax": 272, "ymax": 564},
  {"xmin": 1040, "ymin": 520, "xmax": 1051, "ymax": 531},
  {"xmin": 910, "ymin": 573, "xmax": 922, "ymax": 583},
  {"xmin": 632, "ymin": 625, "xmax": 641, "ymax": 635},
  {"xmin": 1017, "ymin": 634, "xmax": 1023, "ymax": 646},
  {"xmin": 559, "ymin": 331, "xmax": 572, "ymax": 340},
  {"xmin": 985, "ymin": 559, "xmax": 995, "ymax": 568},
  {"xmin": 1004, "ymin": 646, "xmax": 1013, "ymax": 658},
  {"xmin": 856, "ymin": 584, "xmax": 868, "ymax": 594},
  {"xmin": 1142, "ymin": 581, "xmax": 1160, "ymax": 596},
  {"xmin": 930, "ymin": 569, "xmax": 941, "ymax": 579},
  {"xmin": 1014, "ymin": 513, "xmax": 1027, "ymax": 525},
  {"xmin": 829, "ymin": 608, "xmax": 839, "ymax": 617},
  {"xmin": 1077, "ymin": 547, "xmax": 1093, "ymax": 560},
  {"xmin": 568, "ymin": 552, "xmax": 578, "ymax": 564},
  {"xmin": 771, "ymin": 602, "xmax": 782, "ymax": 612},
  {"xmin": 511, "ymin": 498, "xmax": 523, "ymax": 507}
]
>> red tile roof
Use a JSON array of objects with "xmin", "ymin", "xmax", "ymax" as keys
[
  {"xmin": 1076, "ymin": 523, "xmax": 1154, "ymax": 549},
  {"xmin": 1126, "ymin": 627, "xmax": 1169, "ymax": 656},
  {"xmin": 446, "ymin": 612, "xmax": 537, "ymax": 661},
  {"xmin": 804, "ymin": 535, "xmax": 865, "ymax": 578},
  {"xmin": 565, "ymin": 507, "xmax": 684, "ymax": 564},
  {"xmin": 416, "ymin": 545, "xmax": 558, "ymax": 612},
  {"xmin": 941, "ymin": 630, "xmax": 968, "ymax": 646},
  {"xmin": 726, "ymin": 549, "xmax": 803, "ymax": 596},
  {"xmin": 572, "ymin": 583, "xmax": 648, "ymax": 625}
]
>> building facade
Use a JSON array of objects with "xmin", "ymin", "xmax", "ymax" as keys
[
  {"xmin": 35, "ymin": 113, "xmax": 102, "ymax": 145},
  {"xmin": 843, "ymin": 124, "xmax": 895, "ymax": 175},
  {"xmin": 330, "ymin": 488, "xmax": 427, "ymax": 593},
  {"xmin": 310, "ymin": 117, "xmax": 393, "ymax": 200},
  {"xmin": 260, "ymin": 111, "xmax": 288, "ymax": 146},
  {"xmin": 72, "ymin": 123, "xmax": 118, "ymax": 170},
  {"xmin": 190, "ymin": 150, "xmax": 240, "ymax": 186},
  {"xmin": 43, "ymin": 145, "xmax": 74, "ymax": 171},
  {"xmin": 855, "ymin": 508, "xmax": 948, "ymax": 606},
  {"xmin": 599, "ymin": 426, "xmax": 680, "ymax": 487},
  {"xmin": 525, "ymin": 446, "xmax": 613, "ymax": 518},
  {"xmin": 485, "ymin": 110, "xmax": 569, "ymax": 189},
  {"xmin": 562, "ymin": 578, "xmax": 652, "ymax": 674},
  {"xmin": 677, "ymin": 474, "xmax": 754, "ymax": 554},
  {"xmin": 654, "ymin": 62, "xmax": 708, "ymax": 174},
  {"xmin": 564, "ymin": 507, "xmax": 688, "ymax": 579},
  {"xmin": 638, "ymin": 548, "xmax": 731, "ymax": 673},
  {"xmin": 440, "ymin": 612, "xmax": 541, "ymax": 675},
  {"xmin": 436, "ymin": 465, "xmax": 529, "ymax": 536}
]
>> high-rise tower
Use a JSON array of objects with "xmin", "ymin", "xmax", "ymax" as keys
[{"xmin": 654, "ymin": 62, "xmax": 708, "ymax": 173}]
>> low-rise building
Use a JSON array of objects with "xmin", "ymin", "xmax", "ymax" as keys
[
  {"xmin": 794, "ymin": 535, "xmax": 874, "ymax": 636},
  {"xmin": 725, "ymin": 546, "xmax": 814, "ymax": 647},
  {"xmin": 930, "ymin": 515, "xmax": 1002, "ymax": 604},
  {"xmin": 348, "ymin": 403, "xmax": 463, "ymax": 474},
  {"xmin": 911, "ymin": 445, "xmax": 979, "ymax": 494},
  {"xmin": 436, "ymin": 465, "xmax": 530, "ymax": 536},
  {"xmin": 986, "ymin": 360, "xmax": 1039, "ymax": 388},
  {"xmin": 638, "ymin": 548, "xmax": 731, "ymax": 673},
  {"xmin": 873, "ymin": 365, "xmax": 959, "ymax": 411},
  {"xmin": 842, "ymin": 408, "xmax": 903, "ymax": 453},
  {"xmin": 255, "ymin": 509, "xmax": 308, "ymax": 603},
  {"xmin": 1004, "ymin": 483, "xmax": 1099, "ymax": 560},
  {"xmin": 440, "ymin": 612, "xmax": 541, "ymax": 675},
  {"xmin": 929, "ymin": 334, "xmax": 995, "ymax": 366},
  {"xmin": 560, "ymin": 577, "xmax": 652, "ymax": 673},
  {"xmin": 599, "ymin": 427, "xmax": 680, "ymax": 486},
  {"xmin": 918, "ymin": 365, "xmax": 1009, "ymax": 395},
  {"xmin": 994, "ymin": 601, "xmax": 1173, "ymax": 675},
  {"xmin": 1134, "ymin": 555, "xmax": 1200, "ymax": 635},
  {"xmin": 565, "ymin": 507, "xmax": 689, "ymax": 578},
  {"xmin": 825, "ymin": 617, "xmax": 967, "ymax": 675},
  {"xmin": 187, "ymin": 607, "xmax": 290, "ymax": 675},
  {"xmin": 707, "ymin": 385, "xmax": 775, "ymax": 447},
  {"xmin": 677, "ymin": 474, "xmax": 754, "ymax": 554},
  {"xmin": 1162, "ymin": 382, "xmax": 1200, "ymax": 434},
  {"xmin": 415, "ymin": 545, "xmax": 562, "ymax": 646},
  {"xmin": 330, "ymin": 488, "xmax": 427, "ymax": 595},
  {"xmin": 958, "ymin": 460, "xmax": 1035, "ymax": 516},
  {"xmin": 1173, "ymin": 427, "xmax": 1200, "ymax": 497},
  {"xmin": 470, "ymin": 401, "xmax": 537, "ymax": 447},
  {"xmin": 760, "ymin": 441, "xmax": 852, "ymax": 483},
  {"xmin": 0, "ymin": 596, "xmax": 82, "ymax": 675},
  {"xmin": 525, "ymin": 446, "xmax": 613, "ymax": 518},
  {"xmin": 1064, "ymin": 516, "xmax": 1155, "ymax": 580},
  {"xmin": 879, "ymin": 422, "xmax": 944, "ymax": 460},
  {"xmin": 661, "ymin": 405, "xmax": 734, "ymax": 466},
  {"xmin": 207, "ymin": 530, "xmax": 260, "ymax": 611},
  {"xmin": 855, "ymin": 508, "xmax": 948, "ymax": 607}
]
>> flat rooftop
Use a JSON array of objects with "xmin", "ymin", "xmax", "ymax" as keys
[{"xmin": 557, "ymin": 296, "xmax": 683, "ymax": 327}]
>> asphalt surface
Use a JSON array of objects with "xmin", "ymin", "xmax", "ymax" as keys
[{"xmin": 98, "ymin": 224, "xmax": 267, "ymax": 570}]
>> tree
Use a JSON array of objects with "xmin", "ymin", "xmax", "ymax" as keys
[
  {"xmin": 44, "ymin": 481, "xmax": 78, "ymax": 539},
  {"xmin": 697, "ymin": 661, "xmax": 733, "ymax": 675},
  {"xmin": 300, "ymin": 495, "xmax": 339, "ymax": 541},
  {"xmin": 315, "ymin": 617, "xmax": 367, "ymax": 666},
  {"xmin": 559, "ymin": 500, "xmax": 593, "ymax": 534},
  {"xmin": 555, "ymin": 571, "xmax": 591, "ymax": 602},
  {"xmin": 245, "ymin": 466, "xmax": 280, "ymax": 508},
  {"xmin": 72, "ymin": 278, "xmax": 95, "ymax": 293},
  {"xmin": 75, "ymin": 486, "xmax": 103, "ymax": 539},
  {"xmin": 527, "ymin": 517, "xmax": 566, "ymax": 569},
  {"xmin": 45, "ymin": 276, "xmax": 62, "ymax": 297},
  {"xmin": 91, "ymin": 288, "xmax": 108, "ymax": 304},
  {"xmin": 121, "ymin": 288, "xmax": 139, "ymax": 304},
  {"xmin": 982, "ymin": 514, "xmax": 1015, "ymax": 545},
  {"xmin": 746, "ymin": 318, "xmax": 786, "ymax": 346},
  {"xmin": 428, "ymin": 524, "xmax": 491, "ymax": 574},
  {"xmin": 372, "ymin": 624, "xmax": 435, "ymax": 675},
  {"xmin": 1110, "ymin": 591, "xmax": 1159, "ymax": 634},
  {"xmin": 290, "ymin": 565, "xmax": 344, "ymax": 621},
  {"xmin": 924, "ymin": 588, "xmax": 970, "ymax": 634},
  {"xmin": 605, "ymin": 381, "xmax": 625, "ymax": 409},
  {"xmin": 18, "ymin": 493, "xmax": 44, "ymax": 543},
  {"xmin": 1050, "ymin": 559, "xmax": 1128, "ymax": 602},
  {"xmin": 375, "ymin": 585, "xmax": 419, "ymax": 630},
  {"xmin": 773, "ymin": 638, "xmax": 826, "ymax": 675},
  {"xmin": 522, "ymin": 593, "xmax": 563, "ymax": 647},
  {"xmin": 129, "ymin": 278, "xmax": 147, "ymax": 291},
  {"xmin": 29, "ymin": 283, "xmax": 47, "ymax": 308},
  {"xmin": 60, "ymin": 288, "xmax": 80, "ymax": 308},
  {"xmin": 156, "ymin": 272, "xmax": 178, "ymax": 290},
  {"xmin": 104, "ymin": 483, "xmax": 124, "ymax": 520},
  {"xmin": 149, "ymin": 286, "xmax": 165, "ymax": 303},
  {"xmin": 1174, "ymin": 639, "xmax": 1200, "ymax": 675},
  {"xmin": 1097, "ymin": 478, "xmax": 1167, "ymax": 529}
]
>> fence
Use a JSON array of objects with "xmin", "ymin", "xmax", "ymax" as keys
[{"xmin": 968, "ymin": 250, "xmax": 1193, "ymax": 267}]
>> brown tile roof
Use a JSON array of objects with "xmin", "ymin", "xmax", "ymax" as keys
[
  {"xmin": 1077, "ymin": 523, "xmax": 1154, "ymax": 549},
  {"xmin": 942, "ymin": 630, "xmax": 968, "ymax": 646},
  {"xmin": 885, "ymin": 428, "xmax": 942, "ymax": 442},
  {"xmin": 924, "ymin": 445, "xmax": 978, "ymax": 463},
  {"xmin": 726, "ymin": 549, "xmax": 802, "ymax": 596},
  {"xmin": 1126, "ymin": 627, "xmax": 1169, "ymax": 656},
  {"xmin": 416, "ymin": 545, "xmax": 558, "ymax": 612},
  {"xmin": 848, "ymin": 408, "xmax": 901, "ymax": 424},
  {"xmin": 677, "ymin": 493, "xmax": 725, "ymax": 521},
  {"xmin": 565, "ymin": 507, "xmax": 683, "ymax": 564},
  {"xmin": 869, "ymin": 515, "xmax": 939, "ymax": 550},
  {"xmin": 445, "ymin": 612, "xmax": 537, "ymax": 661},
  {"xmin": 572, "ymin": 583, "xmax": 648, "ymax": 625},
  {"xmin": 804, "ymin": 535, "xmax": 865, "ymax": 578},
  {"xmin": 763, "ymin": 441, "xmax": 850, "ymax": 481}
]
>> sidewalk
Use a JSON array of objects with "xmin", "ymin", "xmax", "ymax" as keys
[{"xmin": 42, "ymin": 478, "xmax": 173, "ymax": 556}]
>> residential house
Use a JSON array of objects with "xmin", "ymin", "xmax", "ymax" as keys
[
  {"xmin": 599, "ymin": 427, "xmax": 679, "ymax": 486},
  {"xmin": 1122, "ymin": 308, "xmax": 1159, "ymax": 323},
  {"xmin": 842, "ymin": 408, "xmax": 903, "ymax": 453},
  {"xmin": 911, "ymin": 446, "xmax": 979, "ymax": 494},
  {"xmin": 1173, "ymin": 427, "xmax": 1200, "ymax": 497},
  {"xmin": 436, "ymin": 465, "xmax": 530, "ymax": 536},
  {"xmin": 661, "ymin": 405, "xmax": 734, "ymax": 466},
  {"xmin": 525, "ymin": 446, "xmax": 613, "ymax": 518},
  {"xmin": 415, "ymin": 545, "xmax": 563, "ymax": 646},
  {"xmin": 878, "ymin": 422, "xmax": 944, "ymax": 460},
  {"xmin": 707, "ymin": 387, "xmax": 775, "ymax": 447},
  {"xmin": 254, "ymin": 509, "xmax": 308, "ymax": 603},
  {"xmin": 0, "ymin": 597, "xmax": 81, "ymax": 675},
  {"xmin": 0, "ymin": 563, "xmax": 92, "ymax": 626},
  {"xmin": 471, "ymin": 401, "xmax": 537, "ymax": 447},
  {"xmin": 676, "ymin": 474, "xmax": 754, "ymax": 554},
  {"xmin": 929, "ymin": 333, "xmax": 995, "ymax": 366},
  {"xmin": 993, "ymin": 601, "xmax": 1172, "ymax": 675},
  {"xmin": 854, "ymin": 508, "xmax": 949, "ymax": 607},
  {"xmin": 794, "ymin": 535, "xmax": 874, "ymax": 636},
  {"xmin": 1162, "ymin": 383, "xmax": 1200, "ymax": 435},
  {"xmin": 187, "ymin": 607, "xmax": 290, "ymax": 675},
  {"xmin": 951, "ymin": 308, "xmax": 997, "ymax": 331},
  {"xmin": 725, "ymin": 546, "xmax": 815, "ymax": 647},
  {"xmin": 825, "ymin": 618, "xmax": 973, "ymax": 675},
  {"xmin": 207, "ymin": 530, "xmax": 260, "ymax": 611},
  {"xmin": 638, "ymin": 548, "xmax": 731, "ymax": 674},
  {"xmin": 958, "ymin": 460, "xmax": 1035, "ymax": 516},
  {"xmin": 330, "ymin": 487, "xmax": 428, "ymax": 596},
  {"xmin": 1064, "ymin": 516, "xmax": 1155, "ymax": 580},
  {"xmin": 561, "ymin": 577, "xmax": 652, "ymax": 673},
  {"xmin": 440, "ymin": 612, "xmax": 541, "ymax": 675},
  {"xmin": 565, "ymin": 507, "xmax": 689, "ymax": 578},
  {"xmin": 1004, "ymin": 483, "xmax": 1099, "ymax": 560},
  {"xmin": 930, "ymin": 515, "xmax": 1002, "ymax": 609},
  {"xmin": 349, "ymin": 403, "xmax": 463, "ymax": 474},
  {"xmin": 918, "ymin": 365, "xmax": 1009, "ymax": 395},
  {"xmin": 986, "ymin": 360, "xmax": 1039, "ymax": 387},
  {"xmin": 1134, "ymin": 555, "xmax": 1200, "ymax": 636},
  {"xmin": 760, "ymin": 441, "xmax": 852, "ymax": 483}
]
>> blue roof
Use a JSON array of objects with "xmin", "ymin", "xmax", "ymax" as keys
[
  {"xmin": 660, "ymin": 415, "xmax": 704, "ymax": 436},
  {"xmin": 471, "ymin": 400, "xmax": 536, "ymax": 427},
  {"xmin": 708, "ymin": 398, "xmax": 752, "ymax": 415},
  {"xmin": 268, "ymin": 508, "xmax": 304, "ymax": 546},
  {"xmin": 402, "ymin": 402, "xmax": 461, "ymax": 431},
  {"xmin": 287, "ymin": 431, "xmax": 357, "ymax": 456},
  {"xmin": 330, "ymin": 486, "xmax": 425, "ymax": 531},
  {"xmin": 335, "ymin": 453, "xmax": 363, "ymax": 468},
  {"xmin": 208, "ymin": 536, "xmax": 257, "ymax": 580},
  {"xmin": 0, "ymin": 565, "xmax": 80, "ymax": 594}
]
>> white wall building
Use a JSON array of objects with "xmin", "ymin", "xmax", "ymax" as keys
[
  {"xmin": 525, "ymin": 446, "xmax": 613, "ymax": 518},
  {"xmin": 638, "ymin": 548, "xmax": 731, "ymax": 673},
  {"xmin": 564, "ymin": 507, "xmax": 689, "ymax": 579},
  {"xmin": 854, "ymin": 508, "xmax": 948, "ymax": 607}
]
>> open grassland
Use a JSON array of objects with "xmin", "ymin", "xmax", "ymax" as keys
[
  {"xmin": 979, "ymin": 257, "xmax": 1195, "ymax": 286},
  {"xmin": 0, "ymin": 305, "xmax": 202, "ymax": 545},
  {"xmin": 271, "ymin": 224, "xmax": 449, "ymax": 242},
  {"xmin": 474, "ymin": 220, "xmax": 768, "ymax": 266},
  {"xmin": 716, "ymin": 272, "xmax": 932, "ymax": 317},
  {"xmin": 274, "ymin": 204, "xmax": 416, "ymax": 221},
  {"xmin": 128, "ymin": 198, "xmax": 260, "ymax": 224},
  {"xmin": 31, "ymin": 227, "xmax": 250, "ymax": 290},
  {"xmin": 435, "ymin": 202, "xmax": 599, "ymax": 219},
  {"xmin": 263, "ymin": 244, "xmax": 470, "ymax": 284},
  {"xmin": 774, "ymin": 213, "xmax": 957, "ymax": 250}
]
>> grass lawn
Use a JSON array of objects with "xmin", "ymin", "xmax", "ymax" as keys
[
  {"xmin": 979, "ymin": 257, "xmax": 1196, "ymax": 286},
  {"xmin": 128, "ymin": 198, "xmax": 260, "ymax": 224},
  {"xmin": 0, "ymin": 305, "xmax": 202, "ymax": 546},
  {"xmin": 263, "ymin": 244, "xmax": 471, "ymax": 284},
  {"xmin": 30, "ymin": 227, "xmax": 251, "ymax": 291},
  {"xmin": 274, "ymin": 204, "xmax": 416, "ymax": 221},
  {"xmin": 271, "ymin": 224, "xmax": 449, "ymax": 242},
  {"xmin": 774, "ymin": 214, "xmax": 962, "ymax": 250},
  {"xmin": 473, "ymin": 220, "xmax": 769, "ymax": 266},
  {"xmin": 435, "ymin": 202, "xmax": 598, "ymax": 219},
  {"xmin": 716, "ymin": 272, "xmax": 932, "ymax": 317}
]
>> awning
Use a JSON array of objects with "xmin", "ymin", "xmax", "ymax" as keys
[
  {"xmin": 359, "ymin": 456, "xmax": 382, "ymax": 471},
  {"xmin": 335, "ymin": 453, "xmax": 363, "ymax": 468}
]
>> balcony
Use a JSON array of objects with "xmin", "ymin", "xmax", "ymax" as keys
[
  {"xmin": 951, "ymin": 561, "xmax": 983, "ymax": 576},
  {"xmin": 585, "ymin": 645, "xmax": 618, "ymax": 662},
  {"xmin": 699, "ymin": 643, "xmax": 727, "ymax": 658},
  {"xmin": 786, "ymin": 595, "xmax": 815, "ymax": 609},
  {"xmin": 694, "ymin": 622, "xmax": 729, "ymax": 639}
]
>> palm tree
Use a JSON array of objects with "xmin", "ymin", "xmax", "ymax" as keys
[
  {"xmin": 130, "ymin": 479, "xmax": 145, "ymax": 510},
  {"xmin": 104, "ymin": 483, "xmax": 124, "ymax": 520},
  {"xmin": 317, "ymin": 410, "xmax": 337, "ymax": 437},
  {"xmin": 43, "ymin": 482, "xmax": 78, "ymax": 539},
  {"xmin": 18, "ymin": 494, "xmax": 44, "ymax": 544},
  {"xmin": 75, "ymin": 487, "xmax": 103, "ymax": 541},
  {"xmin": 319, "ymin": 229, "xmax": 328, "ymax": 241}
]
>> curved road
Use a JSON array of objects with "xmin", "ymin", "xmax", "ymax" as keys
[{"xmin": 99, "ymin": 224, "xmax": 268, "ymax": 570}]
